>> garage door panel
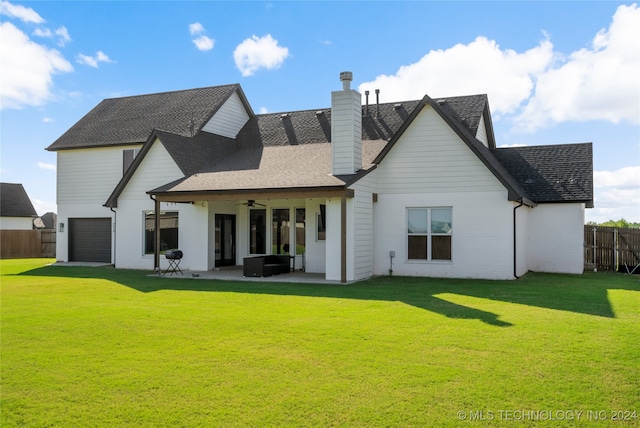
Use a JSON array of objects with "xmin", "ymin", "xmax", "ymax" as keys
[{"xmin": 69, "ymin": 218, "xmax": 111, "ymax": 263}]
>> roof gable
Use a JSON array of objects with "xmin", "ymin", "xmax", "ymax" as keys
[
  {"xmin": 47, "ymin": 85, "xmax": 244, "ymax": 151},
  {"xmin": 371, "ymin": 94, "xmax": 533, "ymax": 205},
  {"xmin": 0, "ymin": 183, "xmax": 37, "ymax": 217}
]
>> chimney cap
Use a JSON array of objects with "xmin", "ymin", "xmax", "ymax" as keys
[
  {"xmin": 339, "ymin": 71, "xmax": 353, "ymax": 81},
  {"xmin": 339, "ymin": 71, "xmax": 353, "ymax": 90}
]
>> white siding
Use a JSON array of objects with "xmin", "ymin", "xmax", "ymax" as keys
[
  {"xmin": 304, "ymin": 199, "xmax": 327, "ymax": 274},
  {"xmin": 372, "ymin": 104, "xmax": 515, "ymax": 280},
  {"xmin": 349, "ymin": 172, "xmax": 376, "ymax": 280},
  {"xmin": 0, "ymin": 217, "xmax": 33, "ymax": 230},
  {"xmin": 56, "ymin": 146, "xmax": 140, "ymax": 262},
  {"xmin": 115, "ymin": 200, "xmax": 209, "ymax": 271},
  {"xmin": 57, "ymin": 146, "xmax": 142, "ymax": 204},
  {"xmin": 375, "ymin": 106, "xmax": 501, "ymax": 194},
  {"xmin": 515, "ymin": 204, "xmax": 530, "ymax": 277},
  {"xmin": 201, "ymin": 91, "xmax": 249, "ymax": 138},
  {"xmin": 115, "ymin": 139, "xmax": 196, "ymax": 269},
  {"xmin": 56, "ymin": 203, "xmax": 115, "ymax": 262},
  {"xmin": 325, "ymin": 198, "xmax": 342, "ymax": 281},
  {"xmin": 119, "ymin": 139, "xmax": 184, "ymax": 201},
  {"xmin": 331, "ymin": 89, "xmax": 362, "ymax": 175},
  {"xmin": 476, "ymin": 113, "xmax": 489, "ymax": 147},
  {"xmin": 527, "ymin": 203, "xmax": 585, "ymax": 274}
]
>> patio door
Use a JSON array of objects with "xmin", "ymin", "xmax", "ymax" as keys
[{"xmin": 215, "ymin": 214, "xmax": 236, "ymax": 267}]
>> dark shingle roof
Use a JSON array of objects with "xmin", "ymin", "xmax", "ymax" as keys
[
  {"xmin": 86, "ymin": 83, "xmax": 591, "ymax": 207},
  {"xmin": 47, "ymin": 85, "xmax": 242, "ymax": 150},
  {"xmin": 0, "ymin": 183, "xmax": 38, "ymax": 217},
  {"xmin": 241, "ymin": 96, "xmax": 481, "ymax": 148},
  {"xmin": 155, "ymin": 129, "xmax": 238, "ymax": 176},
  {"xmin": 492, "ymin": 143, "xmax": 593, "ymax": 205},
  {"xmin": 41, "ymin": 212, "xmax": 57, "ymax": 229}
]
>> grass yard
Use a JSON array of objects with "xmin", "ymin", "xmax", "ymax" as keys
[{"xmin": 1, "ymin": 259, "xmax": 638, "ymax": 427}]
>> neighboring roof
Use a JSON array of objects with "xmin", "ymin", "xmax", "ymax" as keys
[
  {"xmin": 47, "ymin": 85, "xmax": 250, "ymax": 151},
  {"xmin": 492, "ymin": 143, "xmax": 593, "ymax": 206},
  {"xmin": 41, "ymin": 212, "xmax": 57, "ymax": 229},
  {"xmin": 0, "ymin": 183, "xmax": 37, "ymax": 217}
]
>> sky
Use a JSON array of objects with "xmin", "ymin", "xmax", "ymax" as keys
[{"xmin": 1, "ymin": 1, "xmax": 639, "ymax": 223}]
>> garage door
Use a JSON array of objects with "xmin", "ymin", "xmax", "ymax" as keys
[{"xmin": 69, "ymin": 218, "xmax": 112, "ymax": 263}]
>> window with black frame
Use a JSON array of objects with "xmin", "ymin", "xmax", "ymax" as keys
[{"xmin": 144, "ymin": 211, "xmax": 178, "ymax": 254}]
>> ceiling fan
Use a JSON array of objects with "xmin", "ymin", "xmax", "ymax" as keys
[{"xmin": 236, "ymin": 199, "xmax": 266, "ymax": 207}]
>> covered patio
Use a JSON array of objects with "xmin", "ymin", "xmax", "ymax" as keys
[{"xmin": 156, "ymin": 266, "xmax": 347, "ymax": 284}]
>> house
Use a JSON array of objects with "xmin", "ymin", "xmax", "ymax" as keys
[
  {"xmin": 41, "ymin": 212, "xmax": 57, "ymax": 229},
  {"xmin": 46, "ymin": 72, "xmax": 593, "ymax": 280},
  {"xmin": 0, "ymin": 183, "xmax": 38, "ymax": 230}
]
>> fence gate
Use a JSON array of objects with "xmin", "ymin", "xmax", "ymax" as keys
[{"xmin": 584, "ymin": 226, "xmax": 640, "ymax": 273}]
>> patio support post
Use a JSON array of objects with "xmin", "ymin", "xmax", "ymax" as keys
[
  {"xmin": 341, "ymin": 194, "xmax": 347, "ymax": 283},
  {"xmin": 154, "ymin": 197, "xmax": 160, "ymax": 271}
]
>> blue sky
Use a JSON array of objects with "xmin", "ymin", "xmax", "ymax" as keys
[{"xmin": 1, "ymin": 1, "xmax": 638, "ymax": 223}]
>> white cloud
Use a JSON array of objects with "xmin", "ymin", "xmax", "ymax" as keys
[
  {"xmin": 76, "ymin": 50, "xmax": 114, "ymax": 68},
  {"xmin": 33, "ymin": 27, "xmax": 51, "ymax": 37},
  {"xmin": 0, "ymin": 22, "xmax": 73, "ymax": 109},
  {"xmin": 189, "ymin": 22, "xmax": 205, "ymax": 36},
  {"xmin": 233, "ymin": 34, "xmax": 290, "ymax": 77},
  {"xmin": 189, "ymin": 22, "xmax": 214, "ymax": 51},
  {"xmin": 37, "ymin": 161, "xmax": 56, "ymax": 171},
  {"xmin": 359, "ymin": 36, "xmax": 554, "ymax": 116},
  {"xmin": 515, "ymin": 4, "xmax": 640, "ymax": 132},
  {"xmin": 258, "ymin": 106, "xmax": 269, "ymax": 114},
  {"xmin": 42, "ymin": 117, "xmax": 54, "ymax": 123},
  {"xmin": 33, "ymin": 26, "xmax": 71, "ymax": 46},
  {"xmin": 587, "ymin": 166, "xmax": 640, "ymax": 223},
  {"xmin": 358, "ymin": 4, "xmax": 639, "ymax": 134},
  {"xmin": 193, "ymin": 35, "xmax": 214, "ymax": 51},
  {"xmin": 0, "ymin": 0, "xmax": 44, "ymax": 24},
  {"xmin": 55, "ymin": 26, "xmax": 71, "ymax": 46},
  {"xmin": 497, "ymin": 143, "xmax": 528, "ymax": 148}
]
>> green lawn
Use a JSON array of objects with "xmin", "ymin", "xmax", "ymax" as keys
[{"xmin": 1, "ymin": 259, "xmax": 638, "ymax": 427}]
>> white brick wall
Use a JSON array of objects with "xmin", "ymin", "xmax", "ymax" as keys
[{"xmin": 527, "ymin": 203, "xmax": 585, "ymax": 274}]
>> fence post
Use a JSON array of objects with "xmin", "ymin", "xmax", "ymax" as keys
[
  {"xmin": 592, "ymin": 227, "xmax": 597, "ymax": 272},
  {"xmin": 614, "ymin": 228, "xmax": 618, "ymax": 272}
]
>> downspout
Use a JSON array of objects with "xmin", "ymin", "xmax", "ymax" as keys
[
  {"xmin": 513, "ymin": 200, "xmax": 524, "ymax": 279},
  {"xmin": 109, "ymin": 207, "xmax": 116, "ymax": 267},
  {"xmin": 149, "ymin": 195, "xmax": 160, "ymax": 273}
]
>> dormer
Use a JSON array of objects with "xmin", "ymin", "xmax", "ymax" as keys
[{"xmin": 201, "ymin": 90, "xmax": 251, "ymax": 138}]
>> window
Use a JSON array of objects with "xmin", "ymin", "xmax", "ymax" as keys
[
  {"xmin": 407, "ymin": 208, "xmax": 452, "ymax": 260},
  {"xmin": 272, "ymin": 208, "xmax": 290, "ymax": 254},
  {"xmin": 317, "ymin": 204, "xmax": 326, "ymax": 241},
  {"xmin": 123, "ymin": 148, "xmax": 140, "ymax": 174},
  {"xmin": 295, "ymin": 208, "xmax": 306, "ymax": 255},
  {"xmin": 144, "ymin": 211, "xmax": 178, "ymax": 254},
  {"xmin": 249, "ymin": 209, "xmax": 266, "ymax": 254}
]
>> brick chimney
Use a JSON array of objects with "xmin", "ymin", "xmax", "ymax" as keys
[{"xmin": 331, "ymin": 71, "xmax": 362, "ymax": 175}]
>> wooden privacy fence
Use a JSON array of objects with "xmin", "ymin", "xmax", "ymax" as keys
[
  {"xmin": 584, "ymin": 226, "xmax": 640, "ymax": 273},
  {"xmin": 0, "ymin": 229, "xmax": 57, "ymax": 259}
]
